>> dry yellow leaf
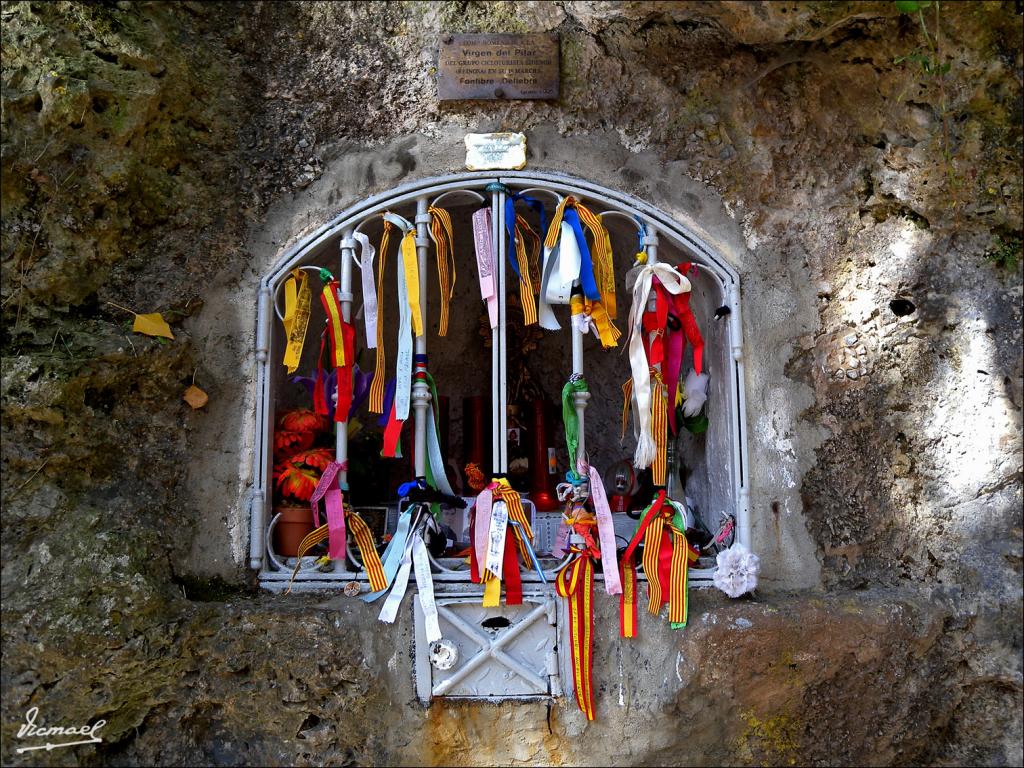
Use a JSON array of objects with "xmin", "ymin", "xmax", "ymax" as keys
[
  {"xmin": 133, "ymin": 312, "xmax": 174, "ymax": 339},
  {"xmin": 183, "ymin": 385, "xmax": 209, "ymax": 409}
]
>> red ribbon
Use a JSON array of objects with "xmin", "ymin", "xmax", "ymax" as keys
[{"xmin": 335, "ymin": 320, "xmax": 355, "ymax": 423}]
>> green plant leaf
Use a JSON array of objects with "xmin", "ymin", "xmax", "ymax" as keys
[{"xmin": 894, "ymin": 0, "xmax": 931, "ymax": 11}]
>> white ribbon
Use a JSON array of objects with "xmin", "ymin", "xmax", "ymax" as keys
[
  {"xmin": 571, "ymin": 309, "xmax": 598, "ymax": 340},
  {"xmin": 554, "ymin": 221, "xmax": 581, "ymax": 301},
  {"xmin": 474, "ymin": 487, "xmax": 492, "ymax": 570},
  {"xmin": 682, "ymin": 369, "xmax": 710, "ymax": 417},
  {"xmin": 353, "ymin": 232, "xmax": 377, "ymax": 349},
  {"xmin": 395, "ymin": 254, "xmax": 412, "ymax": 421},
  {"xmin": 537, "ymin": 239, "xmax": 562, "ymax": 331},
  {"xmin": 626, "ymin": 263, "xmax": 691, "ymax": 468},
  {"xmin": 484, "ymin": 500, "xmax": 509, "ymax": 579},
  {"xmin": 379, "ymin": 535, "xmax": 414, "ymax": 624},
  {"xmin": 588, "ymin": 465, "xmax": 622, "ymax": 595},
  {"xmin": 472, "ymin": 208, "xmax": 498, "ymax": 329},
  {"xmin": 412, "ymin": 535, "xmax": 441, "ymax": 642}
]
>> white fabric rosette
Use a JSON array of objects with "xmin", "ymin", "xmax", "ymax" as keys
[{"xmin": 713, "ymin": 542, "xmax": 760, "ymax": 598}]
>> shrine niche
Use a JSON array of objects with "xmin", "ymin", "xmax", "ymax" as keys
[{"xmin": 250, "ymin": 170, "xmax": 753, "ymax": 711}]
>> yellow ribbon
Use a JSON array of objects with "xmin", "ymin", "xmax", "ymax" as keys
[
  {"xmin": 282, "ymin": 269, "xmax": 311, "ymax": 374},
  {"xmin": 401, "ymin": 230, "xmax": 423, "ymax": 338},
  {"xmin": 570, "ymin": 295, "xmax": 621, "ymax": 349}
]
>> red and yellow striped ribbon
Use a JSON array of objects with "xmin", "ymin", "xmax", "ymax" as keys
[
  {"xmin": 667, "ymin": 520, "xmax": 697, "ymax": 626},
  {"xmin": 621, "ymin": 550, "xmax": 637, "ymax": 637},
  {"xmin": 286, "ymin": 523, "xmax": 329, "ymax": 593},
  {"xmin": 285, "ymin": 509, "xmax": 387, "ymax": 593},
  {"xmin": 575, "ymin": 202, "xmax": 616, "ymax": 319},
  {"xmin": 517, "ymin": 214, "xmax": 542, "ymax": 294},
  {"xmin": 621, "ymin": 377, "xmax": 633, "ymax": 441},
  {"xmin": 428, "ymin": 206, "xmax": 456, "ymax": 337},
  {"xmin": 369, "ymin": 220, "xmax": 393, "ymax": 414},
  {"xmin": 347, "ymin": 509, "xmax": 387, "ymax": 592},
  {"xmin": 651, "ymin": 369, "xmax": 667, "ymax": 487},
  {"xmin": 556, "ymin": 551, "xmax": 595, "ymax": 720},
  {"xmin": 620, "ymin": 492, "xmax": 666, "ymax": 637},
  {"xmin": 483, "ymin": 481, "xmax": 534, "ymax": 568},
  {"xmin": 641, "ymin": 513, "xmax": 666, "ymax": 614},
  {"xmin": 512, "ymin": 215, "xmax": 539, "ymax": 326},
  {"xmin": 638, "ymin": 505, "xmax": 697, "ymax": 624},
  {"xmin": 621, "ymin": 491, "xmax": 693, "ymax": 636},
  {"xmin": 543, "ymin": 196, "xmax": 571, "ymax": 249}
]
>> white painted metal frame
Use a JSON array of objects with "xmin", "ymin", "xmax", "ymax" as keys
[{"xmin": 252, "ymin": 171, "xmax": 749, "ymax": 590}]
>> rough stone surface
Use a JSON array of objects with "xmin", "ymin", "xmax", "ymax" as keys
[{"xmin": 2, "ymin": 1, "xmax": 1022, "ymax": 766}]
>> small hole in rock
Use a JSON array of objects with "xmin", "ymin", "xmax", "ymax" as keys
[
  {"xmin": 889, "ymin": 298, "xmax": 916, "ymax": 317},
  {"xmin": 481, "ymin": 616, "xmax": 511, "ymax": 630},
  {"xmin": 296, "ymin": 713, "xmax": 320, "ymax": 738}
]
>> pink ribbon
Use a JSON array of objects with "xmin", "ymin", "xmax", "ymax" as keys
[
  {"xmin": 472, "ymin": 208, "xmax": 498, "ymax": 329},
  {"xmin": 310, "ymin": 461, "xmax": 347, "ymax": 560},
  {"xmin": 588, "ymin": 465, "xmax": 622, "ymax": 595},
  {"xmin": 474, "ymin": 485, "xmax": 493, "ymax": 571},
  {"xmin": 665, "ymin": 315, "xmax": 684, "ymax": 433},
  {"xmin": 552, "ymin": 521, "xmax": 570, "ymax": 557}
]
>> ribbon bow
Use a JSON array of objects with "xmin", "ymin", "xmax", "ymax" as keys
[
  {"xmin": 470, "ymin": 479, "xmax": 534, "ymax": 607},
  {"xmin": 538, "ymin": 197, "xmax": 619, "ymax": 342},
  {"xmin": 619, "ymin": 490, "xmax": 699, "ymax": 638}
]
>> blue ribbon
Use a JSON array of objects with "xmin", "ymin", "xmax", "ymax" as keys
[
  {"xmin": 510, "ymin": 520, "xmax": 547, "ymax": 585},
  {"xmin": 563, "ymin": 207, "xmax": 601, "ymax": 301},
  {"xmin": 396, "ymin": 477, "xmax": 427, "ymax": 498}
]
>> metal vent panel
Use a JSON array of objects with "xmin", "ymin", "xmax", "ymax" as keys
[{"xmin": 414, "ymin": 595, "xmax": 559, "ymax": 702}]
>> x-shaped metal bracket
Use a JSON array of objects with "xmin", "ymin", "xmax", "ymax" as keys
[{"xmin": 431, "ymin": 599, "xmax": 553, "ymax": 696}]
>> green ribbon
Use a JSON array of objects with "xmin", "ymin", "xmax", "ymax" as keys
[
  {"xmin": 562, "ymin": 376, "xmax": 589, "ymax": 481},
  {"xmin": 423, "ymin": 371, "xmax": 442, "ymax": 519}
]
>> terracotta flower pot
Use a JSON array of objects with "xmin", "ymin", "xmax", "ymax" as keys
[{"xmin": 274, "ymin": 505, "xmax": 315, "ymax": 557}]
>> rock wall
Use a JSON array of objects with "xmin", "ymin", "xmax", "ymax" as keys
[{"xmin": 1, "ymin": 1, "xmax": 1021, "ymax": 766}]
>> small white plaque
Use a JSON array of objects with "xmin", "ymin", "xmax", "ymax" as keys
[{"xmin": 464, "ymin": 132, "xmax": 527, "ymax": 171}]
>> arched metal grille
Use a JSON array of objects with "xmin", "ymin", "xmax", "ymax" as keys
[{"xmin": 251, "ymin": 171, "xmax": 749, "ymax": 590}]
